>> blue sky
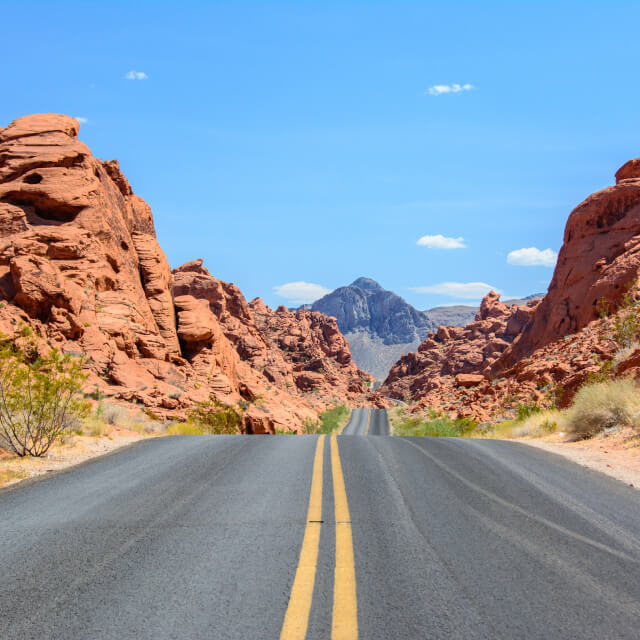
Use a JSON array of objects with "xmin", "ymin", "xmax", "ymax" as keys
[{"xmin": 3, "ymin": 1, "xmax": 640, "ymax": 309}]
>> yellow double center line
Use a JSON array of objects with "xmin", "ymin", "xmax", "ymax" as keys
[{"xmin": 280, "ymin": 434, "xmax": 358, "ymax": 640}]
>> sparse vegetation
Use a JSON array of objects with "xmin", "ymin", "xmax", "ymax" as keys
[
  {"xmin": 562, "ymin": 378, "xmax": 640, "ymax": 439},
  {"xmin": 318, "ymin": 405, "xmax": 350, "ymax": 434},
  {"xmin": 187, "ymin": 397, "xmax": 244, "ymax": 434},
  {"xmin": 390, "ymin": 406, "xmax": 479, "ymax": 437},
  {"xmin": 166, "ymin": 421, "xmax": 206, "ymax": 435},
  {"xmin": 0, "ymin": 340, "xmax": 89, "ymax": 457}
]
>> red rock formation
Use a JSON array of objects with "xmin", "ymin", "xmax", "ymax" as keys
[
  {"xmin": 494, "ymin": 159, "xmax": 640, "ymax": 371},
  {"xmin": 381, "ymin": 158, "xmax": 640, "ymax": 422},
  {"xmin": 0, "ymin": 113, "xmax": 370, "ymax": 433},
  {"xmin": 249, "ymin": 299, "xmax": 373, "ymax": 398},
  {"xmin": 383, "ymin": 292, "xmax": 537, "ymax": 400}
]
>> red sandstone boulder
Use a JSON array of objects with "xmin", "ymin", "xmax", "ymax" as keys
[{"xmin": 455, "ymin": 373, "xmax": 485, "ymax": 388}]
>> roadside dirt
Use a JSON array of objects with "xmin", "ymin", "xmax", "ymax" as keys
[
  {"xmin": 0, "ymin": 428, "xmax": 152, "ymax": 489},
  {"xmin": 525, "ymin": 427, "xmax": 640, "ymax": 489}
]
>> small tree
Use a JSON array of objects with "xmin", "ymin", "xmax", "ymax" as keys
[{"xmin": 0, "ymin": 342, "xmax": 88, "ymax": 457}]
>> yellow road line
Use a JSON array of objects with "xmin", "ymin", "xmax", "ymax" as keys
[
  {"xmin": 363, "ymin": 409, "xmax": 372, "ymax": 436},
  {"xmin": 330, "ymin": 435, "xmax": 358, "ymax": 640},
  {"xmin": 280, "ymin": 435, "xmax": 325, "ymax": 640}
]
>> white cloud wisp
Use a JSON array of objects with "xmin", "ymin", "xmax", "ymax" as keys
[
  {"xmin": 410, "ymin": 282, "xmax": 501, "ymax": 299},
  {"xmin": 273, "ymin": 281, "xmax": 332, "ymax": 305},
  {"xmin": 125, "ymin": 70, "xmax": 148, "ymax": 80},
  {"xmin": 417, "ymin": 234, "xmax": 466, "ymax": 249},
  {"xmin": 507, "ymin": 247, "xmax": 557, "ymax": 267},
  {"xmin": 427, "ymin": 83, "xmax": 474, "ymax": 96}
]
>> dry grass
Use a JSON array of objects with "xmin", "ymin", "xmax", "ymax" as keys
[
  {"xmin": 0, "ymin": 467, "xmax": 27, "ymax": 487},
  {"xmin": 490, "ymin": 410, "xmax": 561, "ymax": 439},
  {"xmin": 165, "ymin": 421, "xmax": 206, "ymax": 435},
  {"xmin": 563, "ymin": 378, "xmax": 640, "ymax": 439}
]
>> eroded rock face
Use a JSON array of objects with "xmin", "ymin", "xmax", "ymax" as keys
[
  {"xmin": 381, "ymin": 158, "xmax": 640, "ymax": 422},
  {"xmin": 380, "ymin": 292, "xmax": 539, "ymax": 420},
  {"xmin": 249, "ymin": 300, "xmax": 373, "ymax": 398},
  {"xmin": 494, "ymin": 160, "xmax": 640, "ymax": 371},
  {"xmin": 0, "ymin": 113, "xmax": 370, "ymax": 433}
]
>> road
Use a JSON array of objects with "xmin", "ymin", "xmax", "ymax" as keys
[
  {"xmin": 340, "ymin": 408, "xmax": 389, "ymax": 435},
  {"xmin": 1, "ymin": 410, "xmax": 640, "ymax": 639}
]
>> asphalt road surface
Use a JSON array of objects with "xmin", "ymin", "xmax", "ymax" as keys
[
  {"xmin": 1, "ymin": 412, "xmax": 640, "ymax": 639},
  {"xmin": 341, "ymin": 408, "xmax": 389, "ymax": 435}
]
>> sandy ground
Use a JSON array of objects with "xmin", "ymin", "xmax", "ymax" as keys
[
  {"xmin": 525, "ymin": 427, "xmax": 640, "ymax": 489},
  {"xmin": 0, "ymin": 428, "xmax": 152, "ymax": 489}
]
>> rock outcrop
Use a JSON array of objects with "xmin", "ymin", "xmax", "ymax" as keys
[
  {"xmin": 381, "ymin": 292, "xmax": 539, "ymax": 419},
  {"xmin": 250, "ymin": 299, "xmax": 373, "ymax": 398},
  {"xmin": 0, "ymin": 113, "xmax": 370, "ymax": 433},
  {"xmin": 494, "ymin": 160, "xmax": 640, "ymax": 371},
  {"xmin": 381, "ymin": 158, "xmax": 640, "ymax": 422}
]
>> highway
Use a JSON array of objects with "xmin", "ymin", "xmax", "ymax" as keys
[
  {"xmin": 340, "ymin": 408, "xmax": 389, "ymax": 435},
  {"xmin": 1, "ymin": 410, "xmax": 640, "ymax": 639}
]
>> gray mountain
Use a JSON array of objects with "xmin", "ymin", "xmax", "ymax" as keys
[{"xmin": 309, "ymin": 278, "xmax": 543, "ymax": 380}]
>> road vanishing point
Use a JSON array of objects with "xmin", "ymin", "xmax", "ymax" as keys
[{"xmin": 1, "ymin": 408, "xmax": 640, "ymax": 639}]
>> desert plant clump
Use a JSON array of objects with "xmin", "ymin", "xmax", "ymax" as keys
[
  {"xmin": 187, "ymin": 397, "xmax": 244, "ymax": 434},
  {"xmin": 562, "ymin": 378, "xmax": 640, "ymax": 439},
  {"xmin": 390, "ymin": 407, "xmax": 479, "ymax": 438},
  {"xmin": 0, "ymin": 341, "xmax": 89, "ymax": 457}
]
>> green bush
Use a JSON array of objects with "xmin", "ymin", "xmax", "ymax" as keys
[
  {"xmin": 187, "ymin": 398, "xmax": 243, "ymax": 434},
  {"xmin": 515, "ymin": 402, "xmax": 541, "ymax": 422},
  {"xmin": 392, "ymin": 412, "xmax": 479, "ymax": 438},
  {"xmin": 0, "ymin": 343, "xmax": 89, "ymax": 456},
  {"xmin": 318, "ymin": 405, "xmax": 350, "ymax": 434}
]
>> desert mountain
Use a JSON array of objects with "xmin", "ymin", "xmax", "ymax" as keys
[
  {"xmin": 0, "ymin": 113, "xmax": 371, "ymax": 433},
  {"xmin": 381, "ymin": 158, "xmax": 640, "ymax": 422},
  {"xmin": 309, "ymin": 277, "xmax": 542, "ymax": 380},
  {"xmin": 310, "ymin": 277, "xmax": 436, "ymax": 380}
]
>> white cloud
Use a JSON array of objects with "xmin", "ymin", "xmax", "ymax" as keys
[
  {"xmin": 417, "ymin": 234, "xmax": 466, "ymax": 249},
  {"xmin": 273, "ymin": 281, "xmax": 332, "ymax": 304},
  {"xmin": 507, "ymin": 247, "xmax": 557, "ymax": 267},
  {"xmin": 75, "ymin": 117, "xmax": 88, "ymax": 124},
  {"xmin": 426, "ymin": 83, "xmax": 474, "ymax": 96},
  {"xmin": 410, "ymin": 282, "xmax": 501, "ymax": 299},
  {"xmin": 125, "ymin": 70, "xmax": 148, "ymax": 80}
]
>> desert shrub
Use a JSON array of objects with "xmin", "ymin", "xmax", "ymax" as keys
[
  {"xmin": 563, "ymin": 378, "xmax": 640, "ymax": 439},
  {"xmin": 188, "ymin": 398, "xmax": 243, "ymax": 434},
  {"xmin": 0, "ymin": 344, "xmax": 89, "ymax": 456},
  {"xmin": 166, "ymin": 421, "xmax": 206, "ymax": 436},
  {"xmin": 318, "ymin": 405, "xmax": 350, "ymax": 434},
  {"xmin": 100, "ymin": 402, "xmax": 129, "ymax": 426},
  {"xmin": 510, "ymin": 409, "xmax": 561, "ymax": 438},
  {"xmin": 392, "ymin": 412, "xmax": 478, "ymax": 438},
  {"xmin": 515, "ymin": 402, "xmax": 541, "ymax": 421},
  {"xmin": 302, "ymin": 417, "xmax": 320, "ymax": 434}
]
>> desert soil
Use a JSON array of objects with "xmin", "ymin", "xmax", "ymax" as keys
[{"xmin": 525, "ymin": 427, "xmax": 640, "ymax": 489}]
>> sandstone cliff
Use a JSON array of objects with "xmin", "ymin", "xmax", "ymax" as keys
[
  {"xmin": 381, "ymin": 159, "xmax": 640, "ymax": 422},
  {"xmin": 0, "ymin": 113, "xmax": 369, "ymax": 433}
]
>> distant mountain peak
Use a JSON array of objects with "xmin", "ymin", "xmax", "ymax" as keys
[{"xmin": 350, "ymin": 277, "xmax": 383, "ymax": 291}]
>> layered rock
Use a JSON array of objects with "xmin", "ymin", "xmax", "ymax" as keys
[{"xmin": 0, "ymin": 113, "xmax": 370, "ymax": 433}]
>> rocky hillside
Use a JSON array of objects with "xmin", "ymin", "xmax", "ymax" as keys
[
  {"xmin": 381, "ymin": 158, "xmax": 640, "ymax": 422},
  {"xmin": 309, "ymin": 277, "xmax": 541, "ymax": 380},
  {"xmin": 0, "ymin": 113, "xmax": 370, "ymax": 433}
]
